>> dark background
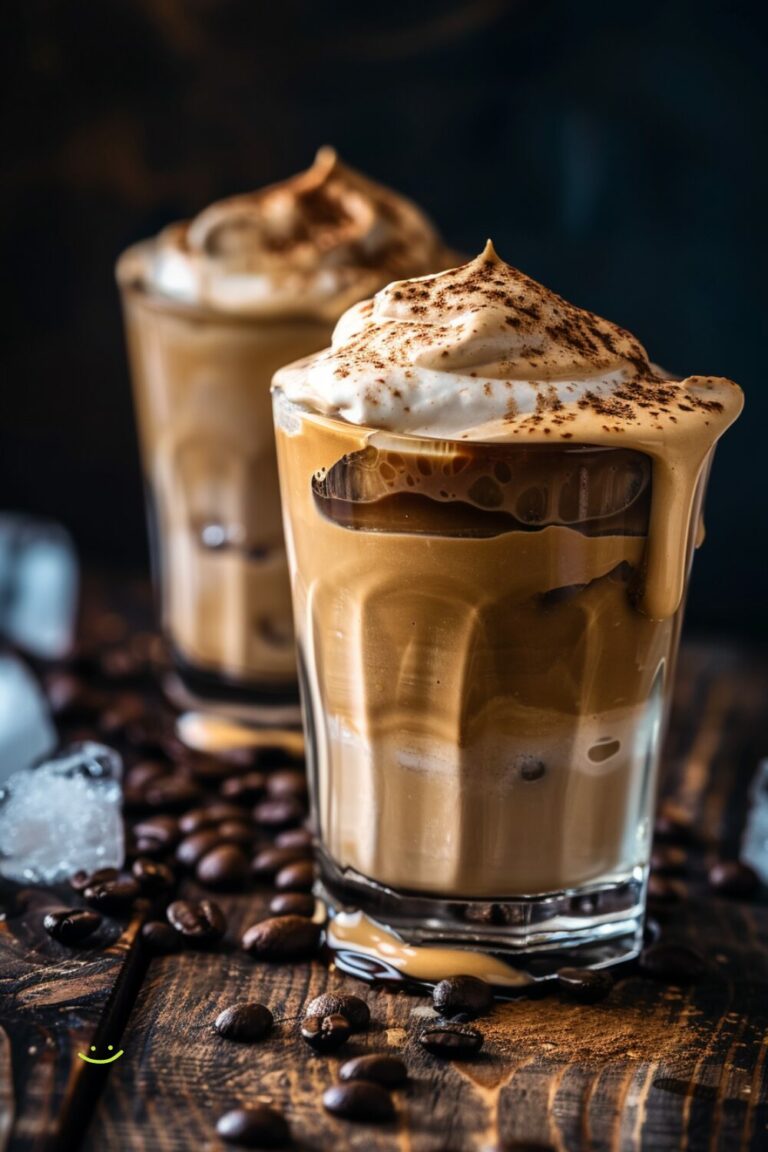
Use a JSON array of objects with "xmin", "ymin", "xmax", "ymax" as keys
[{"xmin": 1, "ymin": 0, "xmax": 765, "ymax": 634}]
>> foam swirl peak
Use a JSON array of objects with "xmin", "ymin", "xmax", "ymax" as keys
[{"xmin": 121, "ymin": 148, "xmax": 449, "ymax": 319}]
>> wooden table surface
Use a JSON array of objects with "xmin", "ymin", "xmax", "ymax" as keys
[{"xmin": 2, "ymin": 580, "xmax": 768, "ymax": 1152}]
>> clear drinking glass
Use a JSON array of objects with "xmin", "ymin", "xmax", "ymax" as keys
[
  {"xmin": 273, "ymin": 388, "xmax": 709, "ymax": 977},
  {"xmin": 117, "ymin": 247, "xmax": 334, "ymax": 717}
]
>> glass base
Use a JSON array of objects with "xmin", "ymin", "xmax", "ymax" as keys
[
  {"xmin": 320, "ymin": 852, "xmax": 647, "ymax": 989},
  {"xmin": 164, "ymin": 649, "xmax": 301, "ymax": 728}
]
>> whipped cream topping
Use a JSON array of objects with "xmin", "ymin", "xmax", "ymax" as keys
[
  {"xmin": 122, "ymin": 148, "xmax": 448, "ymax": 320},
  {"xmin": 274, "ymin": 242, "xmax": 743, "ymax": 620},
  {"xmin": 274, "ymin": 241, "xmax": 740, "ymax": 441}
]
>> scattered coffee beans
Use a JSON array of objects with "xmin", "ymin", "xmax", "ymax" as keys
[
  {"xmin": 322, "ymin": 1082, "xmax": 395, "ymax": 1123},
  {"xmin": 275, "ymin": 827, "xmax": 313, "ymax": 851},
  {"xmin": 69, "ymin": 867, "xmax": 119, "ymax": 893},
  {"xmin": 301, "ymin": 1013, "xmax": 351, "ymax": 1053},
  {"xmin": 196, "ymin": 844, "xmax": 250, "ymax": 888},
  {"xmin": 241, "ymin": 915, "xmax": 320, "ymax": 961},
  {"xmin": 274, "ymin": 860, "xmax": 315, "ymax": 892},
  {"xmin": 133, "ymin": 814, "xmax": 180, "ymax": 851},
  {"xmin": 216, "ymin": 1105, "xmax": 289, "ymax": 1148},
  {"xmin": 167, "ymin": 899, "xmax": 226, "ymax": 943},
  {"xmin": 305, "ymin": 993, "xmax": 370, "ymax": 1032},
  {"xmin": 132, "ymin": 857, "xmax": 175, "ymax": 894},
  {"xmin": 339, "ymin": 1054, "xmax": 408, "ymax": 1087},
  {"xmin": 141, "ymin": 920, "xmax": 182, "ymax": 954},
  {"xmin": 638, "ymin": 942, "xmax": 705, "ymax": 982},
  {"xmin": 708, "ymin": 860, "xmax": 759, "ymax": 897},
  {"xmin": 556, "ymin": 967, "xmax": 613, "ymax": 1004},
  {"xmin": 432, "ymin": 975, "xmax": 493, "ymax": 1018},
  {"xmin": 253, "ymin": 798, "xmax": 305, "ymax": 830},
  {"xmin": 83, "ymin": 877, "xmax": 140, "ymax": 914},
  {"xmin": 144, "ymin": 775, "xmax": 202, "ymax": 811},
  {"xmin": 268, "ymin": 892, "xmax": 315, "ymax": 918},
  {"xmin": 650, "ymin": 845, "xmax": 687, "ymax": 875},
  {"xmin": 215, "ymin": 1002, "xmax": 274, "ymax": 1042},
  {"xmin": 419, "ymin": 1023, "xmax": 483, "ymax": 1059},
  {"xmin": 175, "ymin": 829, "xmax": 223, "ymax": 868},
  {"xmin": 251, "ymin": 846, "xmax": 309, "ymax": 880},
  {"xmin": 220, "ymin": 772, "xmax": 267, "ymax": 804},
  {"xmin": 43, "ymin": 908, "xmax": 102, "ymax": 945},
  {"xmin": 266, "ymin": 769, "xmax": 307, "ymax": 801}
]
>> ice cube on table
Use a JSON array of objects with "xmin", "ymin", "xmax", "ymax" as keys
[
  {"xmin": 0, "ymin": 653, "xmax": 56, "ymax": 784},
  {"xmin": 0, "ymin": 742, "xmax": 124, "ymax": 884},
  {"xmin": 0, "ymin": 515, "xmax": 79, "ymax": 659}
]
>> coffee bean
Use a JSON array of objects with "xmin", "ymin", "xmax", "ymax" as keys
[
  {"xmin": 339, "ymin": 1054, "xmax": 407, "ymax": 1087},
  {"xmin": 214, "ymin": 1002, "xmax": 274, "ymax": 1042},
  {"xmin": 275, "ymin": 827, "xmax": 313, "ymax": 851},
  {"xmin": 269, "ymin": 892, "xmax": 315, "ymax": 918},
  {"xmin": 301, "ymin": 1012, "xmax": 351, "ymax": 1053},
  {"xmin": 322, "ymin": 1082, "xmax": 395, "ymax": 1123},
  {"xmin": 176, "ymin": 829, "xmax": 224, "ymax": 868},
  {"xmin": 126, "ymin": 760, "xmax": 167, "ymax": 791},
  {"xmin": 178, "ymin": 808, "xmax": 218, "ymax": 835},
  {"xmin": 141, "ymin": 920, "xmax": 183, "ymax": 954},
  {"xmin": 638, "ymin": 943, "xmax": 705, "ymax": 982},
  {"xmin": 43, "ymin": 908, "xmax": 102, "ymax": 945},
  {"xmin": 44, "ymin": 672, "xmax": 102, "ymax": 719},
  {"xmin": 125, "ymin": 715, "xmax": 177, "ymax": 756},
  {"xmin": 69, "ymin": 867, "xmax": 119, "ymax": 892},
  {"xmin": 83, "ymin": 877, "xmax": 141, "ymax": 914},
  {"xmin": 197, "ymin": 844, "xmax": 250, "ymax": 889},
  {"xmin": 266, "ymin": 769, "xmax": 308, "ymax": 801},
  {"xmin": 648, "ymin": 875, "xmax": 686, "ymax": 905},
  {"xmin": 432, "ymin": 975, "xmax": 493, "ymax": 1019},
  {"xmin": 708, "ymin": 860, "xmax": 760, "ymax": 897},
  {"xmin": 134, "ymin": 814, "xmax": 180, "ymax": 848},
  {"xmin": 216, "ymin": 1105, "xmax": 290, "ymax": 1148},
  {"xmin": 167, "ymin": 898, "xmax": 226, "ymax": 943},
  {"xmin": 650, "ymin": 845, "xmax": 687, "ymax": 875},
  {"xmin": 654, "ymin": 807, "xmax": 693, "ymax": 844},
  {"xmin": 131, "ymin": 857, "xmax": 175, "ymax": 894},
  {"xmin": 419, "ymin": 1023, "xmax": 483, "ymax": 1059},
  {"xmin": 251, "ymin": 846, "xmax": 309, "ymax": 880},
  {"xmin": 220, "ymin": 772, "xmax": 266, "ymax": 804},
  {"xmin": 99, "ymin": 646, "xmax": 143, "ymax": 681},
  {"xmin": 217, "ymin": 820, "xmax": 255, "ymax": 847},
  {"xmin": 556, "ymin": 967, "xmax": 613, "ymax": 1003},
  {"xmin": 98, "ymin": 692, "xmax": 145, "ymax": 736},
  {"xmin": 274, "ymin": 860, "xmax": 315, "ymax": 892},
  {"xmin": 179, "ymin": 802, "xmax": 245, "ymax": 834},
  {"xmin": 305, "ymin": 993, "xmax": 370, "ymax": 1032},
  {"xmin": 183, "ymin": 754, "xmax": 234, "ymax": 784},
  {"xmin": 144, "ymin": 775, "xmax": 202, "ymax": 812},
  {"xmin": 253, "ymin": 797, "xmax": 305, "ymax": 830},
  {"xmin": 241, "ymin": 915, "xmax": 320, "ymax": 961}
]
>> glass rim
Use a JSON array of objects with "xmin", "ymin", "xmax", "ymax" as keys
[{"xmin": 271, "ymin": 386, "xmax": 646, "ymax": 457}]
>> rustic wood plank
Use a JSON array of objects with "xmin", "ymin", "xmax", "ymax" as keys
[
  {"xmin": 80, "ymin": 640, "xmax": 768, "ymax": 1152},
  {"xmin": 0, "ymin": 887, "xmax": 145, "ymax": 1152}
]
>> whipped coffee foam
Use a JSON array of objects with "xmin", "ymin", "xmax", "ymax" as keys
[
  {"xmin": 275, "ymin": 240, "xmax": 740, "ymax": 441},
  {"xmin": 123, "ymin": 148, "xmax": 448, "ymax": 320},
  {"xmin": 274, "ymin": 242, "xmax": 743, "ymax": 617}
]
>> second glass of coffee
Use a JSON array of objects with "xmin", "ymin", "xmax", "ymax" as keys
[{"xmin": 116, "ymin": 149, "xmax": 452, "ymax": 716}]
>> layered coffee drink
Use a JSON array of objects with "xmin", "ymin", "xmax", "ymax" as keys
[
  {"xmin": 116, "ymin": 149, "xmax": 451, "ymax": 713},
  {"xmin": 273, "ymin": 243, "xmax": 742, "ymax": 979}
]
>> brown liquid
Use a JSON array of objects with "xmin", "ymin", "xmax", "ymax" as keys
[
  {"xmin": 120, "ymin": 279, "xmax": 333, "ymax": 690},
  {"xmin": 274, "ymin": 397, "xmax": 701, "ymax": 898}
]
